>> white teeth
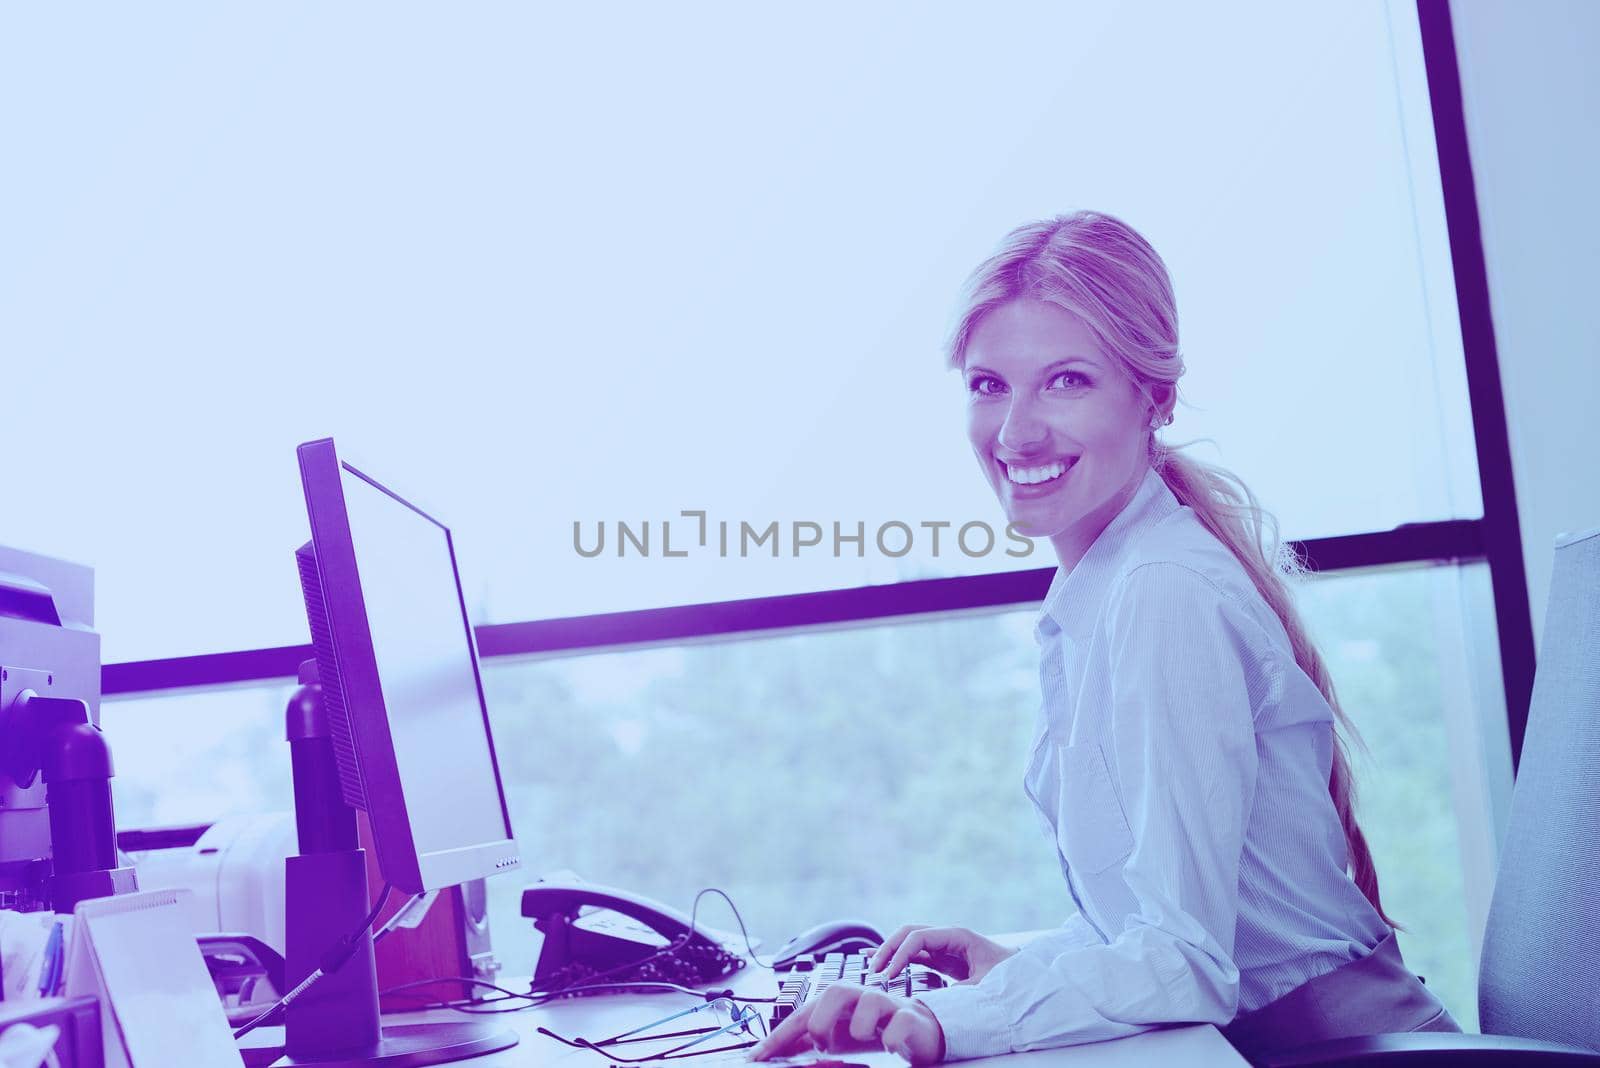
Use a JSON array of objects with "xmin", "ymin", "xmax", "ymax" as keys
[{"xmin": 1005, "ymin": 459, "xmax": 1070, "ymax": 485}]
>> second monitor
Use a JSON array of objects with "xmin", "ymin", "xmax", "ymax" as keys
[{"xmin": 289, "ymin": 436, "xmax": 521, "ymax": 1065}]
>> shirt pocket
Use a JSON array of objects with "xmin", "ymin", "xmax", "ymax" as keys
[{"xmin": 1054, "ymin": 742, "xmax": 1134, "ymax": 875}]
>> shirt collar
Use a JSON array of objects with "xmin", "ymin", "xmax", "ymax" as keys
[{"xmin": 1035, "ymin": 466, "xmax": 1180, "ymax": 642}]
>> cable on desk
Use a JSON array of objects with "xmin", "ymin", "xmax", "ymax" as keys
[
  {"xmin": 687, "ymin": 886, "xmax": 776, "ymax": 972},
  {"xmin": 381, "ymin": 975, "xmax": 541, "ymax": 1003},
  {"xmin": 232, "ymin": 883, "xmax": 397, "ymax": 1040},
  {"xmin": 568, "ymin": 1036, "xmax": 757, "ymax": 1062},
  {"xmin": 559, "ymin": 982, "xmax": 778, "ymax": 1004},
  {"xmin": 380, "ymin": 976, "xmax": 779, "ymax": 1015}
]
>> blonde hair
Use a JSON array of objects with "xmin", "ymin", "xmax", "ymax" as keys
[{"xmin": 948, "ymin": 211, "xmax": 1395, "ymax": 928}]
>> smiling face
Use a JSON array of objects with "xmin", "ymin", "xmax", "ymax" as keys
[{"xmin": 963, "ymin": 298, "xmax": 1154, "ymax": 571}]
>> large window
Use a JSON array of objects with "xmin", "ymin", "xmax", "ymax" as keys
[{"xmin": 5, "ymin": 1, "xmax": 1474, "ymax": 662}]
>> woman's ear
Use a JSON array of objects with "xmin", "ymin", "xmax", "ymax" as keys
[{"xmin": 1150, "ymin": 382, "xmax": 1175, "ymax": 421}]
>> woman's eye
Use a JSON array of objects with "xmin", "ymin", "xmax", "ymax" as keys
[
  {"xmin": 968, "ymin": 375, "xmax": 1004, "ymax": 396},
  {"xmin": 1049, "ymin": 371, "xmax": 1089, "ymax": 390}
]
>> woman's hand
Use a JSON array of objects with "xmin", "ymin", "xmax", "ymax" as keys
[
  {"xmin": 748, "ymin": 984, "xmax": 944, "ymax": 1064},
  {"xmin": 870, "ymin": 924, "xmax": 1018, "ymax": 985}
]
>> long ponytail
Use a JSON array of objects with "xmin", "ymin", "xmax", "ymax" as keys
[{"xmin": 1150, "ymin": 448, "xmax": 1396, "ymax": 929}]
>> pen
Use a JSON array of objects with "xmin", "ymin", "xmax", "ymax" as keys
[
  {"xmin": 38, "ymin": 921, "xmax": 64, "ymax": 998},
  {"xmin": 49, "ymin": 922, "xmax": 67, "ymax": 996}
]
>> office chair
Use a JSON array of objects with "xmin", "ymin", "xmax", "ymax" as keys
[{"xmin": 1258, "ymin": 527, "xmax": 1600, "ymax": 1067}]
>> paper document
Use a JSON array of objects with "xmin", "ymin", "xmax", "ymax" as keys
[{"xmin": 64, "ymin": 888, "xmax": 243, "ymax": 1068}]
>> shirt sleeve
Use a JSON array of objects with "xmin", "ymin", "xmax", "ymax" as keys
[
  {"xmin": 1013, "ymin": 912, "xmax": 1104, "ymax": 962},
  {"xmin": 918, "ymin": 562, "xmax": 1272, "ymax": 1060}
]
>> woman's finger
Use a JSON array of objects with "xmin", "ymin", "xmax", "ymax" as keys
[
  {"xmin": 870, "ymin": 924, "xmax": 929, "ymax": 973},
  {"xmin": 881, "ymin": 928, "xmax": 940, "ymax": 980},
  {"xmin": 806, "ymin": 984, "xmax": 864, "ymax": 1053},
  {"xmin": 846, "ymin": 989, "xmax": 897, "ymax": 1043},
  {"xmin": 748, "ymin": 1000, "xmax": 817, "ymax": 1060}
]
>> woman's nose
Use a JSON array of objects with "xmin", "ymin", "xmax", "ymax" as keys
[{"xmin": 997, "ymin": 398, "xmax": 1048, "ymax": 454}]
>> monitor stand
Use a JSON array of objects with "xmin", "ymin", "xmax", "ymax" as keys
[{"xmin": 275, "ymin": 661, "xmax": 518, "ymax": 1066}]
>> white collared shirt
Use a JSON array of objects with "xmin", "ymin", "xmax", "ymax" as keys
[{"xmin": 916, "ymin": 467, "xmax": 1393, "ymax": 1060}]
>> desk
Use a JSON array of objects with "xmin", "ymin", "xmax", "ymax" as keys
[
  {"xmin": 240, "ymin": 924, "xmax": 1248, "ymax": 1066},
  {"xmin": 306, "ymin": 969, "xmax": 1249, "ymax": 1068}
]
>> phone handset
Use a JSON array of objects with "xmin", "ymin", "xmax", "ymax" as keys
[
  {"xmin": 521, "ymin": 878, "xmax": 745, "ymax": 993},
  {"xmin": 522, "ymin": 879, "xmax": 699, "ymax": 941}
]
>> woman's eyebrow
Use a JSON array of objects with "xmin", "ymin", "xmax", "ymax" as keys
[{"xmin": 966, "ymin": 356, "xmax": 1100, "ymax": 378}]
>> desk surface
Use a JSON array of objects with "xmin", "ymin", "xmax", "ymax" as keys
[{"xmin": 255, "ymin": 968, "xmax": 1247, "ymax": 1068}]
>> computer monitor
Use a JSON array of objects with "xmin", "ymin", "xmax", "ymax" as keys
[
  {"xmin": 295, "ymin": 437, "xmax": 520, "ymax": 895},
  {"xmin": 288, "ymin": 436, "xmax": 521, "ymax": 1065}
]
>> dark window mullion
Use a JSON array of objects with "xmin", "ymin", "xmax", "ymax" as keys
[
  {"xmin": 102, "ymin": 518, "xmax": 1490, "ymax": 697},
  {"xmin": 1417, "ymin": 0, "xmax": 1538, "ymax": 771}
]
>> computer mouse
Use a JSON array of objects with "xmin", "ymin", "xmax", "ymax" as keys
[{"xmin": 771, "ymin": 920, "xmax": 886, "ymax": 970}]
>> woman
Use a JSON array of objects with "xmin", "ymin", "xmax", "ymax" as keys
[{"xmin": 750, "ymin": 212, "xmax": 1459, "ymax": 1064}]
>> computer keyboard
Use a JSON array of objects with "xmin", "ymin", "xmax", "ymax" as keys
[{"xmin": 771, "ymin": 952, "xmax": 947, "ymax": 1028}]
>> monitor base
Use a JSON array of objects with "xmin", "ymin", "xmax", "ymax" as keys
[{"xmin": 280, "ymin": 1021, "xmax": 518, "ymax": 1066}]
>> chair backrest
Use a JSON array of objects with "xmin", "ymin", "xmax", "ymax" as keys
[{"xmin": 1478, "ymin": 526, "xmax": 1600, "ymax": 1050}]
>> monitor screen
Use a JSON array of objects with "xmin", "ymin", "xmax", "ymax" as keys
[
  {"xmin": 297, "ymin": 437, "xmax": 519, "ymax": 893},
  {"xmin": 339, "ymin": 464, "xmax": 511, "ymax": 857}
]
